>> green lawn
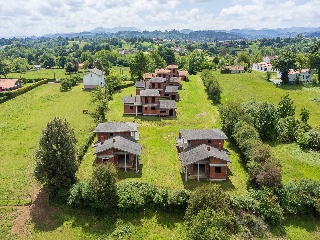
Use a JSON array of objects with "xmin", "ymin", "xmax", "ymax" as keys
[{"xmin": 0, "ymin": 83, "xmax": 95, "ymax": 200}]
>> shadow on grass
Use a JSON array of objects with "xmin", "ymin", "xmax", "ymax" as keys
[
  {"xmin": 181, "ymin": 173, "xmax": 236, "ymax": 191},
  {"xmin": 117, "ymin": 164, "xmax": 143, "ymax": 180},
  {"xmin": 270, "ymin": 214, "xmax": 320, "ymax": 238}
]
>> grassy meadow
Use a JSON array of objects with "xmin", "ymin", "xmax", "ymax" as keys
[
  {"xmin": 1, "ymin": 69, "xmax": 320, "ymax": 239},
  {"xmin": 212, "ymin": 70, "xmax": 320, "ymax": 183}
]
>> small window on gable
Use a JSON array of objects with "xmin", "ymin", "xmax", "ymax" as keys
[
  {"xmin": 215, "ymin": 167, "xmax": 221, "ymax": 173},
  {"xmin": 145, "ymin": 107, "xmax": 147, "ymax": 110}
]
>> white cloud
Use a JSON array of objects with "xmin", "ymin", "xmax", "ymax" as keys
[{"xmin": 0, "ymin": 0, "xmax": 319, "ymax": 37}]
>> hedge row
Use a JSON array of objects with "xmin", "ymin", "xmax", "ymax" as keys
[{"xmin": 0, "ymin": 79, "xmax": 48, "ymax": 104}]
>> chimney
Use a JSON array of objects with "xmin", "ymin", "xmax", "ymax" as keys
[
  {"xmin": 113, "ymin": 138, "xmax": 116, "ymax": 143},
  {"xmin": 131, "ymin": 94, "xmax": 132, "ymax": 97},
  {"xmin": 207, "ymin": 146, "xmax": 211, "ymax": 151},
  {"xmin": 218, "ymin": 142, "xmax": 222, "ymax": 151},
  {"xmin": 100, "ymin": 136, "xmax": 104, "ymax": 144}
]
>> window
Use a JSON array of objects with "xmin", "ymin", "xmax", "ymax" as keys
[
  {"xmin": 151, "ymin": 97, "xmax": 155, "ymax": 103},
  {"xmin": 110, "ymin": 133, "xmax": 114, "ymax": 136},
  {"xmin": 145, "ymin": 107, "xmax": 147, "ymax": 110},
  {"xmin": 215, "ymin": 167, "xmax": 221, "ymax": 173},
  {"xmin": 151, "ymin": 107, "xmax": 156, "ymax": 110},
  {"xmin": 164, "ymin": 94, "xmax": 169, "ymax": 97},
  {"xmin": 208, "ymin": 140, "xmax": 211, "ymax": 144},
  {"xmin": 145, "ymin": 97, "xmax": 149, "ymax": 103},
  {"xmin": 102, "ymin": 158, "xmax": 109, "ymax": 163},
  {"xmin": 152, "ymin": 83, "xmax": 155, "ymax": 88},
  {"xmin": 130, "ymin": 106, "xmax": 134, "ymax": 110}
]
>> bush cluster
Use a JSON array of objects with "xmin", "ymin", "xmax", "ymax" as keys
[
  {"xmin": 117, "ymin": 181, "xmax": 189, "ymax": 212},
  {"xmin": 200, "ymin": 69, "xmax": 221, "ymax": 104},
  {"xmin": 277, "ymin": 179, "xmax": 320, "ymax": 214},
  {"xmin": 69, "ymin": 179, "xmax": 190, "ymax": 213}
]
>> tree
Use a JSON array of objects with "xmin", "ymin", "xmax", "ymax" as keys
[
  {"xmin": 11, "ymin": 57, "xmax": 29, "ymax": 73},
  {"xmin": 300, "ymin": 107, "xmax": 310, "ymax": 123},
  {"xmin": 34, "ymin": 117, "xmax": 78, "ymax": 198},
  {"xmin": 0, "ymin": 58, "xmax": 10, "ymax": 78},
  {"xmin": 158, "ymin": 46, "xmax": 175, "ymax": 65},
  {"xmin": 90, "ymin": 86, "xmax": 109, "ymax": 123},
  {"xmin": 188, "ymin": 50, "xmax": 206, "ymax": 75},
  {"xmin": 148, "ymin": 50, "xmax": 166, "ymax": 71},
  {"xmin": 237, "ymin": 51, "xmax": 251, "ymax": 70},
  {"xmin": 309, "ymin": 41, "xmax": 320, "ymax": 82},
  {"xmin": 129, "ymin": 51, "xmax": 147, "ymax": 80},
  {"xmin": 89, "ymin": 163, "xmax": 118, "ymax": 211},
  {"xmin": 57, "ymin": 56, "xmax": 67, "ymax": 69},
  {"xmin": 39, "ymin": 53, "xmax": 55, "ymax": 68},
  {"xmin": 273, "ymin": 49, "xmax": 297, "ymax": 83},
  {"xmin": 277, "ymin": 93, "xmax": 295, "ymax": 118}
]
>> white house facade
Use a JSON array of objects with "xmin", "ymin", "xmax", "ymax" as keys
[
  {"xmin": 263, "ymin": 56, "xmax": 278, "ymax": 64},
  {"xmin": 83, "ymin": 68, "xmax": 105, "ymax": 89},
  {"xmin": 277, "ymin": 69, "xmax": 314, "ymax": 82},
  {"xmin": 252, "ymin": 62, "xmax": 275, "ymax": 72}
]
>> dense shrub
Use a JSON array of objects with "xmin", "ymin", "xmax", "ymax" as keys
[
  {"xmin": 167, "ymin": 189, "xmax": 190, "ymax": 212},
  {"xmin": 153, "ymin": 188, "xmax": 168, "ymax": 208},
  {"xmin": 248, "ymin": 141, "xmax": 272, "ymax": 163},
  {"xmin": 219, "ymin": 102, "xmax": 251, "ymax": 137},
  {"xmin": 296, "ymin": 127, "xmax": 320, "ymax": 150},
  {"xmin": 200, "ymin": 70, "xmax": 221, "ymax": 104},
  {"xmin": 276, "ymin": 116, "xmax": 297, "ymax": 143},
  {"xmin": 278, "ymin": 179, "xmax": 320, "ymax": 214},
  {"xmin": 68, "ymin": 181, "xmax": 91, "ymax": 208},
  {"xmin": 185, "ymin": 185, "xmax": 233, "ymax": 220},
  {"xmin": 77, "ymin": 131, "xmax": 95, "ymax": 162},
  {"xmin": 255, "ymin": 159, "xmax": 282, "ymax": 188},
  {"xmin": 186, "ymin": 209, "xmax": 236, "ymax": 240},
  {"xmin": 89, "ymin": 163, "xmax": 118, "ymax": 211},
  {"xmin": 231, "ymin": 189, "xmax": 284, "ymax": 225},
  {"xmin": 236, "ymin": 211, "xmax": 268, "ymax": 239},
  {"xmin": 242, "ymin": 101, "xmax": 278, "ymax": 141},
  {"xmin": 117, "ymin": 181, "xmax": 156, "ymax": 210}
]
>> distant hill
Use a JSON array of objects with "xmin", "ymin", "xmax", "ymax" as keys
[
  {"xmin": 41, "ymin": 26, "xmax": 320, "ymax": 41},
  {"xmin": 92, "ymin": 26, "xmax": 141, "ymax": 33}
]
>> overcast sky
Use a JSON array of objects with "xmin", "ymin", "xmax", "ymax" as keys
[{"xmin": 0, "ymin": 0, "xmax": 319, "ymax": 37}]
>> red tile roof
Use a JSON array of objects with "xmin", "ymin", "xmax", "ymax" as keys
[{"xmin": 0, "ymin": 79, "xmax": 20, "ymax": 90}]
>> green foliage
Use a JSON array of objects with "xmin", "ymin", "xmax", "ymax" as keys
[
  {"xmin": 277, "ymin": 93, "xmax": 295, "ymax": 118},
  {"xmin": 34, "ymin": 117, "xmax": 78, "ymax": 198},
  {"xmin": 129, "ymin": 51, "xmax": 147, "ymax": 80},
  {"xmin": 167, "ymin": 189, "xmax": 190, "ymax": 212},
  {"xmin": 200, "ymin": 69, "xmax": 222, "ymax": 104},
  {"xmin": 185, "ymin": 209, "xmax": 236, "ymax": 240},
  {"xmin": 300, "ymin": 107, "xmax": 310, "ymax": 123},
  {"xmin": 236, "ymin": 211, "xmax": 268, "ymax": 239},
  {"xmin": 185, "ymin": 185, "xmax": 233, "ymax": 220},
  {"xmin": 248, "ymin": 141, "xmax": 272, "ymax": 163},
  {"xmin": 90, "ymin": 86, "xmax": 109, "ymax": 123},
  {"xmin": 158, "ymin": 45, "xmax": 175, "ymax": 65},
  {"xmin": 219, "ymin": 101, "xmax": 250, "ymax": 136},
  {"xmin": 39, "ymin": 53, "xmax": 55, "ymax": 68},
  {"xmin": 243, "ymin": 101, "xmax": 278, "ymax": 141},
  {"xmin": 273, "ymin": 48, "xmax": 297, "ymax": 83},
  {"xmin": 117, "ymin": 181, "xmax": 156, "ymax": 210},
  {"xmin": 266, "ymin": 70, "xmax": 272, "ymax": 80},
  {"xmin": 296, "ymin": 127, "xmax": 320, "ymax": 150},
  {"xmin": 255, "ymin": 159, "xmax": 282, "ymax": 188},
  {"xmin": 276, "ymin": 116, "xmax": 297, "ymax": 143},
  {"xmin": 231, "ymin": 189, "xmax": 284, "ymax": 225},
  {"xmin": 188, "ymin": 50, "xmax": 206, "ymax": 74},
  {"xmin": 105, "ymin": 74, "xmax": 122, "ymax": 97},
  {"xmin": 278, "ymin": 179, "xmax": 320, "ymax": 214},
  {"xmin": 89, "ymin": 163, "xmax": 118, "ymax": 211},
  {"xmin": 68, "ymin": 180, "xmax": 91, "ymax": 208}
]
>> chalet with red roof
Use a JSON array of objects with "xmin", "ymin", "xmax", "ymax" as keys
[
  {"xmin": 177, "ymin": 129, "xmax": 231, "ymax": 181},
  {"xmin": 0, "ymin": 79, "xmax": 22, "ymax": 92}
]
